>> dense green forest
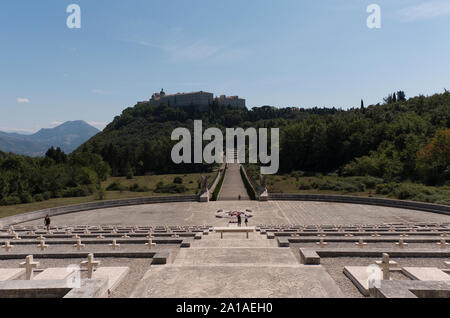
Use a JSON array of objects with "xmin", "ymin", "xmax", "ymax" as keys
[
  {"xmin": 80, "ymin": 100, "xmax": 341, "ymax": 176},
  {"xmin": 0, "ymin": 147, "xmax": 110, "ymax": 206},
  {"xmin": 83, "ymin": 90, "xmax": 450, "ymax": 186},
  {"xmin": 1, "ymin": 90, "xmax": 449, "ymax": 207}
]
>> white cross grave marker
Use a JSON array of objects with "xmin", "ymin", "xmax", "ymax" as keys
[
  {"xmin": 109, "ymin": 239, "xmax": 120, "ymax": 250},
  {"xmin": 316, "ymin": 238, "xmax": 328, "ymax": 248},
  {"xmin": 19, "ymin": 255, "xmax": 39, "ymax": 280},
  {"xmin": 355, "ymin": 239, "xmax": 367, "ymax": 249},
  {"xmin": 73, "ymin": 239, "xmax": 85, "ymax": 251},
  {"xmin": 437, "ymin": 238, "xmax": 449, "ymax": 249},
  {"xmin": 2, "ymin": 241, "xmax": 13, "ymax": 252},
  {"xmin": 376, "ymin": 253, "xmax": 397, "ymax": 280},
  {"xmin": 145, "ymin": 238, "xmax": 156, "ymax": 248},
  {"xmin": 396, "ymin": 238, "xmax": 408, "ymax": 249},
  {"xmin": 37, "ymin": 240, "xmax": 49, "ymax": 251},
  {"xmin": 80, "ymin": 253, "xmax": 100, "ymax": 279}
]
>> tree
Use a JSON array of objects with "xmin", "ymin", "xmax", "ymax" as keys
[
  {"xmin": 397, "ymin": 91, "xmax": 406, "ymax": 102},
  {"xmin": 416, "ymin": 129, "xmax": 450, "ymax": 185}
]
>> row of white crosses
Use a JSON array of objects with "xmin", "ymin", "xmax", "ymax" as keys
[
  {"xmin": 315, "ymin": 238, "xmax": 416, "ymax": 249},
  {"xmin": 18, "ymin": 253, "xmax": 102, "ymax": 280}
]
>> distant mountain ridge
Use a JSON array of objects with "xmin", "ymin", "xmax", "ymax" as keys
[{"xmin": 0, "ymin": 120, "xmax": 100, "ymax": 156}]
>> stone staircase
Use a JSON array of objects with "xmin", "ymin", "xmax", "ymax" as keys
[{"xmin": 130, "ymin": 226, "xmax": 344, "ymax": 298}]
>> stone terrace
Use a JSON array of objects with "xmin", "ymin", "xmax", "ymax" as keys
[{"xmin": 0, "ymin": 201, "xmax": 449, "ymax": 298}]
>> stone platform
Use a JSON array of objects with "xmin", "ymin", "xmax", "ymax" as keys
[
  {"xmin": 131, "ymin": 264, "xmax": 343, "ymax": 298},
  {"xmin": 131, "ymin": 230, "xmax": 343, "ymax": 298}
]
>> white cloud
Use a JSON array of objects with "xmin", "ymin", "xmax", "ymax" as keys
[
  {"xmin": 16, "ymin": 97, "xmax": 30, "ymax": 103},
  {"xmin": 135, "ymin": 39, "xmax": 249, "ymax": 63},
  {"xmin": 170, "ymin": 42, "xmax": 221, "ymax": 62},
  {"xmin": 50, "ymin": 121, "xmax": 63, "ymax": 127},
  {"xmin": 91, "ymin": 89, "xmax": 112, "ymax": 96},
  {"xmin": 399, "ymin": 1, "xmax": 450, "ymax": 22},
  {"xmin": 0, "ymin": 126, "xmax": 35, "ymax": 134}
]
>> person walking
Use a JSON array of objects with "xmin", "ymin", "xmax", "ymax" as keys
[
  {"xmin": 44, "ymin": 214, "xmax": 51, "ymax": 233},
  {"xmin": 237, "ymin": 214, "xmax": 242, "ymax": 227},
  {"xmin": 244, "ymin": 215, "xmax": 249, "ymax": 227}
]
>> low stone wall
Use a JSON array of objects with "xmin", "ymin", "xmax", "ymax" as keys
[
  {"xmin": 0, "ymin": 195, "xmax": 198, "ymax": 227},
  {"xmin": 269, "ymin": 193, "xmax": 450, "ymax": 216}
]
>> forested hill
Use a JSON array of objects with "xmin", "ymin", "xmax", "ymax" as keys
[
  {"xmin": 79, "ymin": 91, "xmax": 450, "ymax": 185},
  {"xmin": 79, "ymin": 101, "xmax": 342, "ymax": 176}
]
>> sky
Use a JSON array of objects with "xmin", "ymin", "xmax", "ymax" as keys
[{"xmin": 1, "ymin": 0, "xmax": 450, "ymax": 133}]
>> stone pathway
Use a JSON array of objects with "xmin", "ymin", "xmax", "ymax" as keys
[
  {"xmin": 218, "ymin": 149, "xmax": 250, "ymax": 201},
  {"xmin": 130, "ymin": 226, "xmax": 344, "ymax": 298}
]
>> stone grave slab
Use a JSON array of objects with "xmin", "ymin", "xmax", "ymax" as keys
[
  {"xmin": 34, "ymin": 267, "xmax": 77, "ymax": 281},
  {"xmin": 92, "ymin": 267, "xmax": 130, "ymax": 295},
  {"xmin": 372, "ymin": 280, "xmax": 450, "ymax": 298},
  {"xmin": 0, "ymin": 268, "xmax": 25, "ymax": 281},
  {"xmin": 402, "ymin": 267, "xmax": 450, "ymax": 281},
  {"xmin": 343, "ymin": 266, "xmax": 382, "ymax": 296}
]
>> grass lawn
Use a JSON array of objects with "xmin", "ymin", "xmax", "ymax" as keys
[
  {"xmin": 266, "ymin": 175, "xmax": 376, "ymax": 197},
  {"xmin": 0, "ymin": 172, "xmax": 215, "ymax": 219},
  {"xmin": 266, "ymin": 174, "xmax": 450, "ymax": 206}
]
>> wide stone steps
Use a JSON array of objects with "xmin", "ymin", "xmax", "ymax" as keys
[{"xmin": 130, "ymin": 226, "xmax": 344, "ymax": 298}]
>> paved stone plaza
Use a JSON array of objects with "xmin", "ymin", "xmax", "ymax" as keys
[
  {"xmin": 131, "ymin": 232, "xmax": 344, "ymax": 298},
  {"xmin": 0, "ymin": 215, "xmax": 449, "ymax": 298},
  {"xmin": 1, "ymin": 161, "xmax": 449, "ymax": 299},
  {"xmin": 19, "ymin": 200, "xmax": 450, "ymax": 227}
]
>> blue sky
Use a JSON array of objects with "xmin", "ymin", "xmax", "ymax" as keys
[{"xmin": 1, "ymin": 0, "xmax": 450, "ymax": 133}]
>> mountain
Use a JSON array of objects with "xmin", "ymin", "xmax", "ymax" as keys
[{"xmin": 0, "ymin": 121, "xmax": 100, "ymax": 156}]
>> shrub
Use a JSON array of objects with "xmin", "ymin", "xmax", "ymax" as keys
[
  {"xmin": 95, "ymin": 187, "xmax": 106, "ymax": 200},
  {"xmin": 106, "ymin": 182, "xmax": 127, "ymax": 192},
  {"xmin": 298, "ymin": 182, "xmax": 312, "ymax": 190},
  {"xmin": 0, "ymin": 196, "xmax": 21, "ymax": 206},
  {"xmin": 154, "ymin": 183, "xmax": 187, "ymax": 194},
  {"xmin": 33, "ymin": 194, "xmax": 44, "ymax": 202},
  {"xmin": 129, "ymin": 183, "xmax": 149, "ymax": 192},
  {"xmin": 42, "ymin": 191, "xmax": 52, "ymax": 200},
  {"xmin": 290, "ymin": 171, "xmax": 305, "ymax": 181},
  {"xmin": 240, "ymin": 166, "xmax": 256, "ymax": 200},
  {"xmin": 62, "ymin": 185, "xmax": 93, "ymax": 198},
  {"xmin": 212, "ymin": 169, "xmax": 226, "ymax": 201},
  {"xmin": 20, "ymin": 193, "xmax": 33, "ymax": 204},
  {"xmin": 173, "ymin": 176, "xmax": 183, "ymax": 184}
]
